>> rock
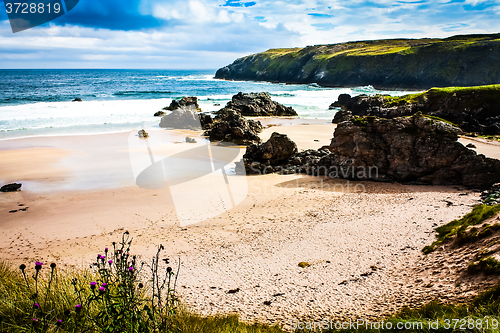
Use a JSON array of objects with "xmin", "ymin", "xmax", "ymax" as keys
[
  {"xmin": 239, "ymin": 132, "xmax": 297, "ymax": 174},
  {"xmin": 154, "ymin": 111, "xmax": 166, "ymax": 117},
  {"xmin": 466, "ymin": 143, "xmax": 477, "ymax": 149},
  {"xmin": 1, "ymin": 183, "xmax": 22, "ymax": 192},
  {"xmin": 221, "ymin": 92, "xmax": 297, "ymax": 117},
  {"xmin": 329, "ymin": 88, "xmax": 500, "ymax": 135},
  {"xmin": 163, "ymin": 97, "xmax": 200, "ymax": 111},
  {"xmin": 198, "ymin": 113, "xmax": 214, "ymax": 130},
  {"xmin": 186, "ymin": 137, "xmax": 197, "ymax": 143},
  {"xmin": 72, "ymin": 98, "xmax": 82, "ymax": 102},
  {"xmin": 326, "ymin": 113, "xmax": 500, "ymax": 188},
  {"xmin": 203, "ymin": 109, "xmax": 262, "ymax": 145},
  {"xmin": 227, "ymin": 288, "xmax": 240, "ymax": 294},
  {"xmin": 138, "ymin": 130, "xmax": 149, "ymax": 139},
  {"xmin": 241, "ymin": 113, "xmax": 500, "ymax": 188},
  {"xmin": 159, "ymin": 109, "xmax": 203, "ymax": 130}
]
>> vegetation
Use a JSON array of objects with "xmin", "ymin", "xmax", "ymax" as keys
[
  {"xmin": 423, "ymin": 204, "xmax": 500, "ymax": 254},
  {"xmin": 384, "ymin": 85, "xmax": 500, "ymax": 110},
  {"xmin": 308, "ymin": 283, "xmax": 500, "ymax": 332}
]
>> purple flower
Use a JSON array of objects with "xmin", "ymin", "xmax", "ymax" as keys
[
  {"xmin": 35, "ymin": 262, "xmax": 43, "ymax": 271},
  {"xmin": 101, "ymin": 283, "xmax": 107, "ymax": 287},
  {"xmin": 108, "ymin": 260, "xmax": 113, "ymax": 264},
  {"xmin": 56, "ymin": 319, "xmax": 62, "ymax": 326},
  {"xmin": 33, "ymin": 303, "xmax": 40, "ymax": 309},
  {"xmin": 105, "ymin": 247, "xmax": 108, "ymax": 252},
  {"xmin": 99, "ymin": 287, "xmax": 106, "ymax": 294},
  {"xmin": 75, "ymin": 304, "xmax": 82, "ymax": 313},
  {"xmin": 33, "ymin": 318, "xmax": 38, "ymax": 322},
  {"xmin": 129, "ymin": 267, "xmax": 134, "ymax": 272},
  {"xmin": 90, "ymin": 282, "xmax": 97, "ymax": 290}
]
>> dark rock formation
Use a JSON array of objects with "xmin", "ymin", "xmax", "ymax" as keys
[
  {"xmin": 215, "ymin": 34, "xmax": 500, "ymax": 90},
  {"xmin": 219, "ymin": 92, "xmax": 297, "ymax": 117},
  {"xmin": 138, "ymin": 130, "xmax": 149, "ymax": 139},
  {"xmin": 199, "ymin": 113, "xmax": 213, "ymax": 130},
  {"xmin": 203, "ymin": 109, "xmax": 262, "ymax": 145},
  {"xmin": 1, "ymin": 183, "xmax": 22, "ymax": 192},
  {"xmin": 72, "ymin": 98, "xmax": 82, "ymax": 102},
  {"xmin": 240, "ymin": 113, "xmax": 500, "ymax": 188},
  {"xmin": 331, "ymin": 86, "xmax": 500, "ymax": 135},
  {"xmin": 154, "ymin": 111, "xmax": 166, "ymax": 117},
  {"xmin": 164, "ymin": 97, "xmax": 200, "ymax": 111},
  {"xmin": 240, "ymin": 132, "xmax": 297, "ymax": 174},
  {"xmin": 159, "ymin": 109, "xmax": 203, "ymax": 130}
]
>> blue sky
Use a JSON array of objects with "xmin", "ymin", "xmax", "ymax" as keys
[{"xmin": 0, "ymin": 0, "xmax": 499, "ymax": 69}]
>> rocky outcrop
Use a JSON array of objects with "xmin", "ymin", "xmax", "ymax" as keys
[
  {"xmin": 154, "ymin": 111, "xmax": 166, "ymax": 117},
  {"xmin": 219, "ymin": 92, "xmax": 297, "ymax": 117},
  {"xmin": 72, "ymin": 98, "xmax": 82, "ymax": 102},
  {"xmin": 1, "ymin": 183, "xmax": 22, "ymax": 192},
  {"xmin": 203, "ymin": 109, "xmax": 262, "ymax": 145},
  {"xmin": 164, "ymin": 97, "xmax": 200, "ymax": 111},
  {"xmin": 331, "ymin": 85, "xmax": 500, "ymax": 135},
  {"xmin": 159, "ymin": 109, "xmax": 203, "ymax": 130},
  {"xmin": 240, "ymin": 113, "xmax": 500, "ymax": 188},
  {"xmin": 215, "ymin": 34, "xmax": 500, "ymax": 90},
  {"xmin": 240, "ymin": 132, "xmax": 297, "ymax": 174}
]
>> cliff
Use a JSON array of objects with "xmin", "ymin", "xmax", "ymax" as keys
[
  {"xmin": 215, "ymin": 34, "xmax": 500, "ymax": 90},
  {"xmin": 331, "ymin": 85, "xmax": 500, "ymax": 135}
]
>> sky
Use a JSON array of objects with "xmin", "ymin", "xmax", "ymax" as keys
[{"xmin": 0, "ymin": 0, "xmax": 499, "ymax": 69}]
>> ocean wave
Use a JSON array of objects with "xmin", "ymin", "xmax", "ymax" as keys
[{"xmin": 113, "ymin": 91, "xmax": 177, "ymax": 96}]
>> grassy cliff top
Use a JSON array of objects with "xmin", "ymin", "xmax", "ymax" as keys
[
  {"xmin": 255, "ymin": 33, "xmax": 500, "ymax": 59},
  {"xmin": 383, "ymin": 84, "xmax": 500, "ymax": 108}
]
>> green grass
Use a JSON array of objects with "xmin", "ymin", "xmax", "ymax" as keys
[
  {"xmin": 423, "ymin": 204, "xmax": 500, "ymax": 254},
  {"xmin": 384, "ymin": 85, "xmax": 500, "ymax": 110},
  {"xmin": 469, "ymin": 257, "xmax": 500, "ymax": 275}
]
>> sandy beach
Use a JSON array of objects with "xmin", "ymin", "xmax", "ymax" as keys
[{"xmin": 0, "ymin": 118, "xmax": 498, "ymax": 328}]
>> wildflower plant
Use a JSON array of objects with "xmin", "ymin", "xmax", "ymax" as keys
[{"xmin": 0, "ymin": 232, "xmax": 180, "ymax": 333}]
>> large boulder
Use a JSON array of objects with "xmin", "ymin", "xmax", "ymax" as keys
[
  {"xmin": 203, "ymin": 109, "xmax": 262, "ymax": 145},
  {"xmin": 159, "ymin": 109, "xmax": 202, "ymax": 130},
  {"xmin": 239, "ymin": 132, "xmax": 297, "ymax": 174},
  {"xmin": 1, "ymin": 183, "xmax": 22, "ymax": 192},
  {"xmin": 326, "ymin": 113, "xmax": 500, "ymax": 188},
  {"xmin": 221, "ymin": 92, "xmax": 297, "ymax": 117},
  {"xmin": 164, "ymin": 97, "xmax": 200, "ymax": 111}
]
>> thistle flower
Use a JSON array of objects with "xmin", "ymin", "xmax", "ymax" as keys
[
  {"xmin": 35, "ymin": 261, "xmax": 43, "ymax": 271},
  {"xmin": 19, "ymin": 264, "xmax": 26, "ymax": 271},
  {"xmin": 56, "ymin": 319, "xmax": 62, "ymax": 326},
  {"xmin": 33, "ymin": 303, "xmax": 40, "ymax": 309},
  {"xmin": 32, "ymin": 318, "xmax": 38, "ymax": 323},
  {"xmin": 90, "ymin": 282, "xmax": 97, "ymax": 290},
  {"xmin": 50, "ymin": 263, "xmax": 56, "ymax": 269},
  {"xmin": 101, "ymin": 283, "xmax": 107, "ymax": 287},
  {"xmin": 75, "ymin": 304, "xmax": 82, "ymax": 313},
  {"xmin": 105, "ymin": 247, "xmax": 108, "ymax": 252},
  {"xmin": 129, "ymin": 267, "xmax": 134, "ymax": 272},
  {"xmin": 167, "ymin": 267, "xmax": 172, "ymax": 273},
  {"xmin": 108, "ymin": 260, "xmax": 113, "ymax": 264},
  {"xmin": 99, "ymin": 287, "xmax": 106, "ymax": 294}
]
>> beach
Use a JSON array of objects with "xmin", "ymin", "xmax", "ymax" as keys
[{"xmin": 1, "ymin": 117, "xmax": 498, "ymax": 328}]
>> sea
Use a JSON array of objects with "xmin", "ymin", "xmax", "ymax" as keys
[{"xmin": 0, "ymin": 69, "xmax": 413, "ymax": 140}]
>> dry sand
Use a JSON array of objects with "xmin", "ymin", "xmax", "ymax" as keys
[{"xmin": 0, "ymin": 120, "xmax": 498, "ymax": 329}]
